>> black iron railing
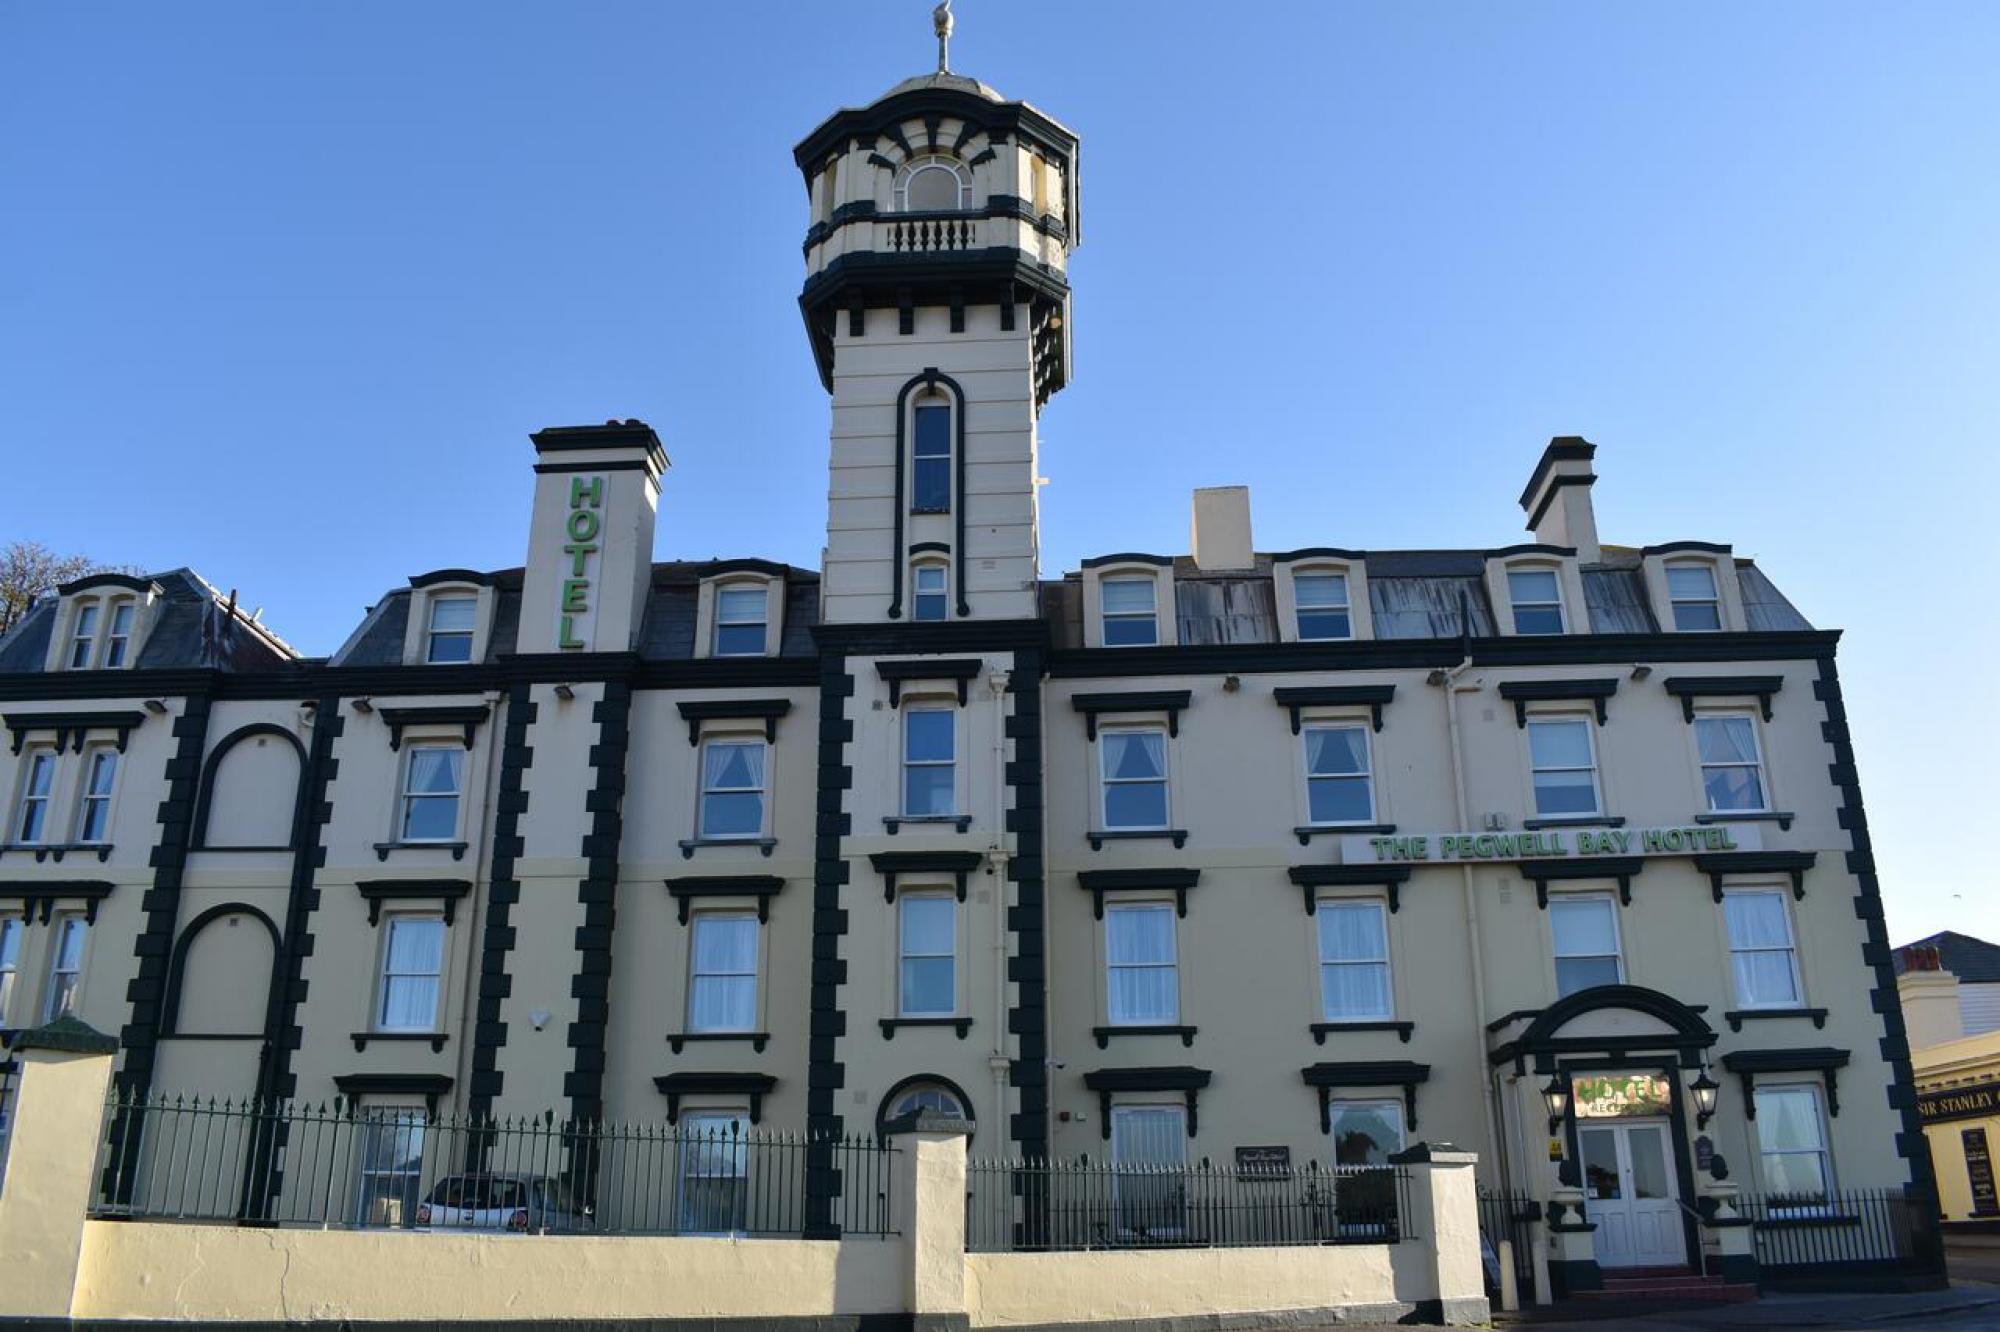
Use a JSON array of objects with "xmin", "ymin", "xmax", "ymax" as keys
[
  {"xmin": 91, "ymin": 1091, "xmax": 896, "ymax": 1236},
  {"xmin": 1476, "ymin": 1186, "xmax": 1539, "ymax": 1297},
  {"xmin": 966, "ymin": 1157, "xmax": 1409, "ymax": 1252},
  {"xmin": 1737, "ymin": 1188, "xmax": 1935, "ymax": 1274}
]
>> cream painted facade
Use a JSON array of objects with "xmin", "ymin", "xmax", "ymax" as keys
[{"xmin": 0, "ymin": 37, "xmax": 1941, "ymax": 1310}]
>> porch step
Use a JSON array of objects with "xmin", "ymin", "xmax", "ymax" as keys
[{"xmin": 1576, "ymin": 1272, "xmax": 1758, "ymax": 1304}]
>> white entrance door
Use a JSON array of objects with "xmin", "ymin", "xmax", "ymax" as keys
[{"xmin": 1578, "ymin": 1120, "xmax": 1685, "ymax": 1268}]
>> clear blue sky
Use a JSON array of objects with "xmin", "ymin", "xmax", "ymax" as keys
[{"xmin": 2, "ymin": 3, "xmax": 1994, "ymax": 944}]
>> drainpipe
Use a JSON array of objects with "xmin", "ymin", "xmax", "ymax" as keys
[{"xmin": 987, "ymin": 668, "xmax": 1014, "ymax": 1130}]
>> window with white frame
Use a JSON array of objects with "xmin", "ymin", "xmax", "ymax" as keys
[
  {"xmin": 1303, "ymin": 724, "xmax": 1374, "ymax": 824},
  {"xmin": 1753, "ymin": 1085, "xmax": 1833, "ymax": 1205},
  {"xmin": 677, "ymin": 1110, "xmax": 750, "ymax": 1235},
  {"xmin": 1666, "ymin": 564, "xmax": 1722, "ymax": 631},
  {"xmin": 698, "ymin": 739, "xmax": 766, "ymax": 839},
  {"xmin": 424, "ymin": 595, "xmax": 476, "ymax": 664},
  {"xmin": 1527, "ymin": 718, "xmax": 1600, "ymax": 817},
  {"xmin": 354, "ymin": 1111, "xmax": 426, "ymax": 1228},
  {"xmin": 1105, "ymin": 903, "xmax": 1177, "ymax": 1025},
  {"xmin": 14, "ymin": 750, "xmax": 56, "ymax": 843},
  {"xmin": 888, "ymin": 1082, "xmax": 968, "ymax": 1120},
  {"xmin": 0, "ymin": 916, "xmax": 20, "ymax": 1022},
  {"xmin": 1549, "ymin": 895, "xmax": 1623, "ymax": 996},
  {"xmin": 74, "ymin": 749, "xmax": 118, "ymax": 844},
  {"xmin": 43, "ymin": 915, "xmax": 86, "ymax": 1022},
  {"xmin": 896, "ymin": 155, "xmax": 971, "ymax": 212},
  {"xmin": 1110, "ymin": 1104, "xmax": 1186, "ymax": 1238},
  {"xmin": 1294, "ymin": 572, "xmax": 1353, "ymax": 641},
  {"xmin": 1318, "ymin": 900, "xmax": 1391, "ymax": 1020},
  {"xmin": 1100, "ymin": 577, "xmax": 1159, "ymax": 647},
  {"xmin": 1327, "ymin": 1099, "xmax": 1404, "ymax": 1166},
  {"xmin": 66, "ymin": 603, "xmax": 99, "ymax": 669},
  {"xmin": 688, "ymin": 913, "xmax": 759, "ymax": 1032},
  {"xmin": 712, "ymin": 585, "xmax": 769, "ymax": 657},
  {"xmin": 103, "ymin": 602, "xmax": 137, "ymax": 667},
  {"xmin": 1100, "ymin": 728, "xmax": 1169, "ymax": 830},
  {"xmin": 377, "ymin": 916, "xmax": 445, "ymax": 1030},
  {"xmin": 1507, "ymin": 568, "xmax": 1566, "ymax": 635},
  {"xmin": 912, "ymin": 563, "xmax": 949, "ymax": 622},
  {"xmin": 903, "ymin": 708, "xmax": 955, "ymax": 816},
  {"xmin": 898, "ymin": 895, "xmax": 956, "ymax": 1017},
  {"xmin": 1724, "ymin": 890, "xmax": 1802, "ymax": 1008},
  {"xmin": 399, "ymin": 746, "xmax": 464, "ymax": 842},
  {"xmin": 1695, "ymin": 714, "xmax": 1768, "ymax": 812},
  {"xmin": 912, "ymin": 400, "xmax": 951, "ymax": 512}
]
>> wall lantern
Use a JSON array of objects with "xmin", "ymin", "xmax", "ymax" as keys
[
  {"xmin": 1690, "ymin": 1071, "xmax": 1720, "ymax": 1130},
  {"xmin": 1542, "ymin": 1076, "xmax": 1570, "ymax": 1134}
]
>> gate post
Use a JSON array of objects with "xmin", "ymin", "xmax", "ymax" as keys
[
  {"xmin": 1388, "ymin": 1142, "xmax": 1490, "ymax": 1326},
  {"xmin": 885, "ymin": 1107, "xmax": 973, "ymax": 1332},
  {"xmin": 0, "ymin": 1017, "xmax": 119, "ymax": 1321}
]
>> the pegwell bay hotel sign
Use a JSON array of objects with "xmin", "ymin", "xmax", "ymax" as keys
[{"xmin": 1341, "ymin": 823, "xmax": 1764, "ymax": 864}]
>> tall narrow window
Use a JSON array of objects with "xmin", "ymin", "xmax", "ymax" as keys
[
  {"xmin": 1318, "ymin": 901, "xmax": 1391, "ymax": 1020},
  {"xmin": 399, "ymin": 746, "xmax": 464, "ymax": 842},
  {"xmin": 1303, "ymin": 725, "xmax": 1374, "ymax": 824},
  {"xmin": 0, "ymin": 917, "xmax": 21, "ymax": 1022},
  {"xmin": 355, "ymin": 1112, "xmax": 425, "ymax": 1228},
  {"xmin": 898, "ymin": 895, "xmax": 956, "ymax": 1017},
  {"xmin": 103, "ymin": 602, "xmax": 136, "ymax": 667},
  {"xmin": 1527, "ymin": 719, "xmax": 1600, "ymax": 816},
  {"xmin": 677, "ymin": 1111, "xmax": 750, "ymax": 1235},
  {"xmin": 74, "ymin": 750, "xmax": 118, "ymax": 844},
  {"xmin": 1294, "ymin": 573, "xmax": 1352, "ymax": 641},
  {"xmin": 1667, "ymin": 564, "xmax": 1721, "ymax": 631},
  {"xmin": 14, "ymin": 751, "xmax": 55, "ymax": 843},
  {"xmin": 43, "ymin": 916, "xmax": 87, "ymax": 1021},
  {"xmin": 902, "ymin": 708, "xmax": 956, "ymax": 816},
  {"xmin": 1105, "ymin": 903, "xmax": 1177, "ymax": 1025},
  {"xmin": 1753, "ymin": 1086, "xmax": 1832, "ymax": 1205},
  {"xmin": 1100, "ymin": 728, "xmax": 1169, "ymax": 830},
  {"xmin": 713, "ymin": 586, "xmax": 768, "ymax": 656},
  {"xmin": 1100, "ymin": 577, "xmax": 1158, "ymax": 646},
  {"xmin": 912, "ymin": 402, "xmax": 951, "ymax": 512},
  {"xmin": 67, "ymin": 604, "xmax": 99, "ymax": 669},
  {"xmin": 1507, "ymin": 569, "xmax": 1565, "ymax": 635},
  {"xmin": 1110, "ymin": 1105, "xmax": 1186, "ymax": 1239},
  {"xmin": 377, "ymin": 916, "xmax": 445, "ymax": 1030},
  {"xmin": 1549, "ymin": 895, "xmax": 1623, "ymax": 996},
  {"xmin": 1724, "ymin": 890, "xmax": 1802, "ymax": 1008},
  {"xmin": 912, "ymin": 564, "xmax": 949, "ymax": 622},
  {"xmin": 1696, "ymin": 715, "xmax": 1768, "ymax": 812},
  {"xmin": 698, "ymin": 740, "xmax": 766, "ymax": 839},
  {"xmin": 425, "ymin": 595, "xmax": 476, "ymax": 664},
  {"xmin": 688, "ymin": 914, "xmax": 759, "ymax": 1032}
]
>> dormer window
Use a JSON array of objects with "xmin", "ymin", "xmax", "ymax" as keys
[
  {"xmin": 66, "ymin": 605, "xmax": 98, "ymax": 669},
  {"xmin": 424, "ymin": 596, "xmax": 476, "ymax": 664},
  {"xmin": 1667, "ymin": 563, "xmax": 1721, "ymax": 632},
  {"xmin": 896, "ymin": 155, "xmax": 971, "ymax": 213},
  {"xmin": 1506, "ymin": 568, "xmax": 1566, "ymax": 636},
  {"xmin": 912, "ymin": 398, "xmax": 951, "ymax": 512},
  {"xmin": 714, "ymin": 585, "xmax": 769, "ymax": 656},
  {"xmin": 1294, "ymin": 572, "xmax": 1352, "ymax": 641},
  {"xmin": 1101, "ymin": 577, "xmax": 1159, "ymax": 647},
  {"xmin": 912, "ymin": 563, "xmax": 949, "ymax": 622}
]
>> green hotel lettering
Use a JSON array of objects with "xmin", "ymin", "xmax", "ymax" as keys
[
  {"xmin": 558, "ymin": 475, "xmax": 602, "ymax": 650},
  {"xmin": 1370, "ymin": 824, "xmax": 1738, "ymax": 862}
]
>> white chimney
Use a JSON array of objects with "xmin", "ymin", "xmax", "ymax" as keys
[
  {"xmin": 1519, "ymin": 436, "xmax": 1600, "ymax": 562},
  {"xmin": 1190, "ymin": 486, "xmax": 1254, "ymax": 571},
  {"xmin": 519, "ymin": 420, "xmax": 668, "ymax": 654}
]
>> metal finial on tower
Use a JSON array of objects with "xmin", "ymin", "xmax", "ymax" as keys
[{"xmin": 933, "ymin": 0, "xmax": 954, "ymax": 73}]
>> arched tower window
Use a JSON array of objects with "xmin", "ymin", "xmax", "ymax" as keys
[{"xmin": 896, "ymin": 156, "xmax": 971, "ymax": 213}]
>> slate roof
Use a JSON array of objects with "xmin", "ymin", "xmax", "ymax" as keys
[
  {"xmin": 1897, "ymin": 931, "xmax": 2000, "ymax": 984},
  {"xmin": 0, "ymin": 568, "xmax": 297, "ymax": 673}
]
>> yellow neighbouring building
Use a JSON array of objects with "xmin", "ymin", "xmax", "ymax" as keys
[{"xmin": 1899, "ymin": 933, "xmax": 2000, "ymax": 1226}]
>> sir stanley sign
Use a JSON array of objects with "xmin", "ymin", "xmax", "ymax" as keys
[{"xmin": 1342, "ymin": 823, "xmax": 1763, "ymax": 863}]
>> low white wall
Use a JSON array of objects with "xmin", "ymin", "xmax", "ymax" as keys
[
  {"xmin": 966, "ymin": 1243, "xmax": 1426, "ymax": 1328},
  {"xmin": 74, "ymin": 1221, "xmax": 904, "ymax": 1323}
]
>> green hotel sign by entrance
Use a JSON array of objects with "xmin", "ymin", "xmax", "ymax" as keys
[
  {"xmin": 557, "ymin": 475, "xmax": 603, "ymax": 650},
  {"xmin": 1341, "ymin": 823, "xmax": 1764, "ymax": 864}
]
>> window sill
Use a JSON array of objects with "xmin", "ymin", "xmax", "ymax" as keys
[
  {"xmin": 189, "ymin": 844, "xmax": 295, "ymax": 854},
  {"xmin": 350, "ymin": 1031, "xmax": 449, "ymax": 1053},
  {"xmin": 1697, "ymin": 810, "xmax": 1795, "ymax": 831},
  {"xmin": 372, "ymin": 841, "xmax": 469, "ymax": 862},
  {"xmin": 1092, "ymin": 1024, "xmax": 1196, "ymax": 1049},
  {"xmin": 879, "ymin": 1017, "xmax": 972, "ymax": 1039},
  {"xmin": 1521, "ymin": 815, "xmax": 1625, "ymax": 830},
  {"xmin": 0, "ymin": 841, "xmax": 112, "ymax": 864},
  {"xmin": 1088, "ymin": 829, "xmax": 1188, "ymax": 851},
  {"xmin": 909, "ymin": 506, "xmax": 951, "ymax": 516},
  {"xmin": 1724, "ymin": 1007, "xmax": 1828, "ymax": 1032},
  {"xmin": 1293, "ymin": 823, "xmax": 1395, "ymax": 846},
  {"xmin": 668, "ymin": 1031, "xmax": 770, "ymax": 1053},
  {"xmin": 678, "ymin": 837, "xmax": 778, "ymax": 859},
  {"xmin": 1312, "ymin": 1021, "xmax": 1414, "ymax": 1045},
  {"xmin": 883, "ymin": 815, "xmax": 972, "ymax": 835},
  {"xmin": 159, "ymin": 1031, "xmax": 266, "ymax": 1042}
]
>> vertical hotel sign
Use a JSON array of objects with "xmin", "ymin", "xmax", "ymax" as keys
[{"xmin": 558, "ymin": 475, "xmax": 602, "ymax": 650}]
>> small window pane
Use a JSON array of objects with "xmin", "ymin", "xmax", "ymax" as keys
[
  {"xmin": 906, "ymin": 164, "xmax": 961, "ymax": 211},
  {"xmin": 714, "ymin": 587, "xmax": 768, "ymax": 656},
  {"xmin": 1104, "ymin": 731, "xmax": 1165, "ymax": 780},
  {"xmin": 1328, "ymin": 1100, "xmax": 1403, "ymax": 1165},
  {"xmin": 1555, "ymin": 956, "xmax": 1623, "ymax": 994},
  {"xmin": 1101, "ymin": 578, "xmax": 1155, "ymax": 614},
  {"xmin": 1550, "ymin": 898, "xmax": 1618, "ymax": 954}
]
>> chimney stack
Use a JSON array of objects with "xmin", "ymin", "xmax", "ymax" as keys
[
  {"xmin": 520, "ymin": 420, "xmax": 668, "ymax": 654},
  {"xmin": 1190, "ymin": 486, "xmax": 1254, "ymax": 571},
  {"xmin": 1519, "ymin": 436, "xmax": 1599, "ymax": 562}
]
